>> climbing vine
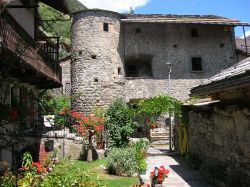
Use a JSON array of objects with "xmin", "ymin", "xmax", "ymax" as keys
[{"xmin": 135, "ymin": 95, "xmax": 182, "ymax": 119}]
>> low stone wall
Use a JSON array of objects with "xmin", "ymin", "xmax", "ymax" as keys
[
  {"xmin": 186, "ymin": 104, "xmax": 250, "ymax": 187},
  {"xmin": 40, "ymin": 137, "xmax": 84, "ymax": 160},
  {"xmin": 39, "ymin": 129, "xmax": 105, "ymax": 161}
]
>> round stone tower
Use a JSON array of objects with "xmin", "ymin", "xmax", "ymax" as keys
[{"xmin": 71, "ymin": 10, "xmax": 125, "ymax": 113}]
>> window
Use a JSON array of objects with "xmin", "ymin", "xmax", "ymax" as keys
[
  {"xmin": 65, "ymin": 83, "xmax": 71, "ymax": 95},
  {"xmin": 191, "ymin": 28, "xmax": 199, "ymax": 37},
  {"xmin": 118, "ymin": 67, "xmax": 122, "ymax": 75},
  {"xmin": 11, "ymin": 87, "xmax": 15, "ymax": 107},
  {"xmin": 91, "ymin": 55, "xmax": 97, "ymax": 59},
  {"xmin": 103, "ymin": 23, "xmax": 109, "ymax": 32},
  {"xmin": 19, "ymin": 87, "xmax": 27, "ymax": 105},
  {"xmin": 191, "ymin": 57, "xmax": 203, "ymax": 71}
]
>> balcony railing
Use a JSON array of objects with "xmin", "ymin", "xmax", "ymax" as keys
[{"xmin": 0, "ymin": 11, "xmax": 61, "ymax": 85}]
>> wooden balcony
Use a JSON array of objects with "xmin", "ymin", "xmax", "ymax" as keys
[{"xmin": 0, "ymin": 11, "xmax": 62, "ymax": 88}]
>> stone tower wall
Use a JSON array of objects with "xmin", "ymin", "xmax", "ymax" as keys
[{"xmin": 71, "ymin": 10, "xmax": 125, "ymax": 113}]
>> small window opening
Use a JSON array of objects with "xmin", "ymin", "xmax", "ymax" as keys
[
  {"xmin": 191, "ymin": 57, "xmax": 203, "ymax": 71},
  {"xmin": 118, "ymin": 67, "xmax": 121, "ymax": 75},
  {"xmin": 135, "ymin": 28, "xmax": 141, "ymax": 33},
  {"xmin": 91, "ymin": 55, "xmax": 97, "ymax": 59},
  {"xmin": 220, "ymin": 43, "xmax": 224, "ymax": 48},
  {"xmin": 103, "ymin": 23, "xmax": 109, "ymax": 32},
  {"xmin": 65, "ymin": 83, "xmax": 71, "ymax": 95},
  {"xmin": 94, "ymin": 78, "xmax": 99, "ymax": 82},
  {"xmin": 78, "ymin": 50, "xmax": 83, "ymax": 55},
  {"xmin": 191, "ymin": 28, "xmax": 199, "ymax": 37}
]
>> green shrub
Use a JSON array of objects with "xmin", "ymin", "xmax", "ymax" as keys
[
  {"xmin": 39, "ymin": 92, "xmax": 71, "ymax": 128},
  {"xmin": 107, "ymin": 147, "xmax": 137, "ymax": 177},
  {"xmin": 0, "ymin": 161, "xmax": 16, "ymax": 187},
  {"xmin": 38, "ymin": 160, "xmax": 106, "ymax": 187},
  {"xmin": 132, "ymin": 139, "xmax": 149, "ymax": 172},
  {"xmin": 105, "ymin": 99, "xmax": 137, "ymax": 148},
  {"xmin": 0, "ymin": 175, "xmax": 16, "ymax": 187}
]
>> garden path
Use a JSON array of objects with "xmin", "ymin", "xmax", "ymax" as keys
[{"xmin": 140, "ymin": 146, "xmax": 214, "ymax": 187}]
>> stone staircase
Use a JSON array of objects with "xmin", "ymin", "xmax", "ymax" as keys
[{"xmin": 150, "ymin": 127, "xmax": 169, "ymax": 145}]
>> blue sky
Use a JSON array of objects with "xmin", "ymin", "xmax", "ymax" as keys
[{"xmin": 80, "ymin": 0, "xmax": 250, "ymax": 37}]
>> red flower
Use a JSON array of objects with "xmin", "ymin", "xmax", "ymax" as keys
[
  {"xmin": 9, "ymin": 108, "xmax": 18, "ymax": 121},
  {"xmin": 150, "ymin": 165, "xmax": 169, "ymax": 183},
  {"xmin": 37, "ymin": 167, "xmax": 47, "ymax": 173},
  {"xmin": 158, "ymin": 177, "xmax": 164, "ymax": 182},
  {"xmin": 71, "ymin": 111, "xmax": 81, "ymax": 119},
  {"xmin": 32, "ymin": 162, "xmax": 41, "ymax": 168}
]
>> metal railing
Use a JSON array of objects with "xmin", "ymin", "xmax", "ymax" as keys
[{"xmin": 0, "ymin": 10, "xmax": 60, "ymax": 72}]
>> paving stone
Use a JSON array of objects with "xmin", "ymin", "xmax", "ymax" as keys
[{"xmin": 141, "ymin": 150, "xmax": 214, "ymax": 187}]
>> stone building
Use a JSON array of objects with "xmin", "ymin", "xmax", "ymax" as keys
[
  {"xmin": 184, "ymin": 57, "xmax": 250, "ymax": 187},
  {"xmin": 70, "ymin": 9, "xmax": 248, "ymax": 113},
  {"xmin": 0, "ymin": 0, "xmax": 69, "ymax": 168}
]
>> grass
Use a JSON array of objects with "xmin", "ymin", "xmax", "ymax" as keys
[{"xmin": 54, "ymin": 159, "xmax": 139, "ymax": 187}]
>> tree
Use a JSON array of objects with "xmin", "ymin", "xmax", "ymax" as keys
[
  {"xmin": 105, "ymin": 99, "xmax": 137, "ymax": 148},
  {"xmin": 71, "ymin": 112, "xmax": 104, "ymax": 162}
]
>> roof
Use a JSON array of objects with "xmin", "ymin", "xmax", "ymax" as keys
[
  {"xmin": 190, "ymin": 57, "xmax": 250, "ymax": 96},
  {"xmin": 39, "ymin": 0, "xmax": 69, "ymax": 14},
  {"xmin": 59, "ymin": 55, "xmax": 71, "ymax": 63},
  {"xmin": 72, "ymin": 9, "xmax": 125, "ymax": 18},
  {"xmin": 122, "ymin": 14, "xmax": 249, "ymax": 26}
]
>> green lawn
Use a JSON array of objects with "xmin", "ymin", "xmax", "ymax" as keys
[{"xmin": 54, "ymin": 159, "xmax": 139, "ymax": 187}]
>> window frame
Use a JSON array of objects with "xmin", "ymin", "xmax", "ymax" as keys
[
  {"xmin": 191, "ymin": 57, "xmax": 203, "ymax": 72},
  {"xmin": 103, "ymin": 23, "xmax": 109, "ymax": 32}
]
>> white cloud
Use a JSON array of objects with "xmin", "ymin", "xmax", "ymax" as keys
[
  {"xmin": 241, "ymin": 30, "xmax": 250, "ymax": 38},
  {"xmin": 79, "ymin": 0, "xmax": 150, "ymax": 13}
]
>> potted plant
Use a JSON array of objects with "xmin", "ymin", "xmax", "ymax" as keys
[{"xmin": 150, "ymin": 166, "xmax": 169, "ymax": 187}]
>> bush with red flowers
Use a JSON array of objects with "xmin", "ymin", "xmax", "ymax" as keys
[
  {"xmin": 150, "ymin": 166, "xmax": 169, "ymax": 187},
  {"xmin": 71, "ymin": 111, "xmax": 105, "ymax": 162},
  {"xmin": 145, "ymin": 118, "xmax": 159, "ymax": 129}
]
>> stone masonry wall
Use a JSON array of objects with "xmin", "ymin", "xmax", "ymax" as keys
[
  {"xmin": 71, "ymin": 10, "xmax": 125, "ymax": 113},
  {"xmin": 187, "ymin": 105, "xmax": 250, "ymax": 187},
  {"xmin": 40, "ymin": 137, "xmax": 83, "ymax": 160},
  {"xmin": 123, "ymin": 23, "xmax": 236, "ymax": 101},
  {"xmin": 60, "ymin": 58, "xmax": 71, "ymax": 95}
]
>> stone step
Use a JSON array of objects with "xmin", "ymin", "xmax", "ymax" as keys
[
  {"xmin": 151, "ymin": 136, "xmax": 169, "ymax": 140},
  {"xmin": 150, "ymin": 132, "xmax": 169, "ymax": 137},
  {"xmin": 151, "ymin": 140, "xmax": 169, "ymax": 145}
]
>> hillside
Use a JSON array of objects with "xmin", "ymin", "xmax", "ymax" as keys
[
  {"xmin": 38, "ymin": 0, "xmax": 87, "ymax": 57},
  {"xmin": 67, "ymin": 0, "xmax": 87, "ymax": 13}
]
